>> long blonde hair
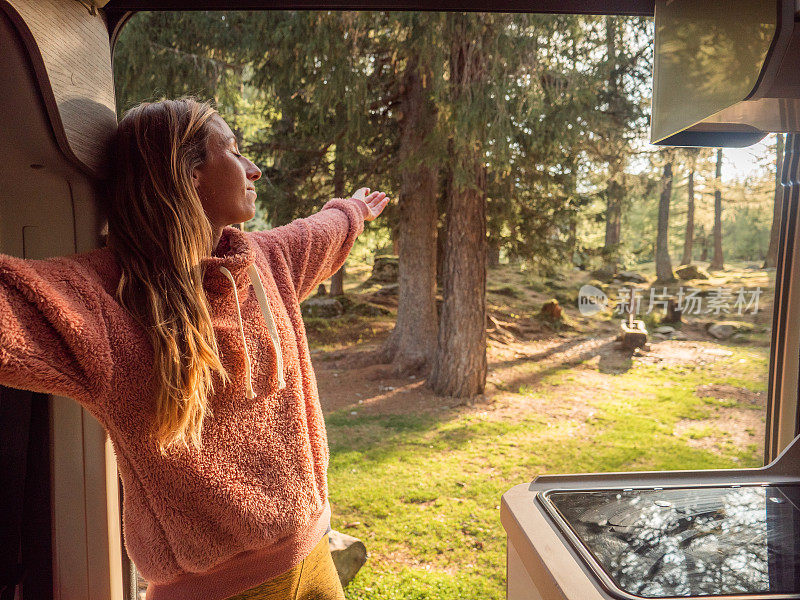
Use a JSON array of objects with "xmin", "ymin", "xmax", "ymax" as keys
[{"xmin": 107, "ymin": 97, "xmax": 231, "ymax": 455}]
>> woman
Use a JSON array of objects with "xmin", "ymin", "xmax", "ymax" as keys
[{"xmin": 0, "ymin": 97, "xmax": 389, "ymax": 600}]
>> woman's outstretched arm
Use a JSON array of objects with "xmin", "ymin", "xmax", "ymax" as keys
[
  {"xmin": 0, "ymin": 253, "xmax": 113, "ymax": 407},
  {"xmin": 248, "ymin": 189, "xmax": 390, "ymax": 302}
]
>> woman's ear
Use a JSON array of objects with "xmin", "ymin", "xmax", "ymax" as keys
[{"xmin": 192, "ymin": 167, "xmax": 201, "ymax": 191}]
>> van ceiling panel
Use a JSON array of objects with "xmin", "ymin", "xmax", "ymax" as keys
[
  {"xmin": 102, "ymin": 0, "xmax": 654, "ymax": 16},
  {"xmin": 1, "ymin": 0, "xmax": 117, "ymax": 178}
]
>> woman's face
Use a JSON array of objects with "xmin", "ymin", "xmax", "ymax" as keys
[{"xmin": 192, "ymin": 114, "xmax": 262, "ymax": 229}]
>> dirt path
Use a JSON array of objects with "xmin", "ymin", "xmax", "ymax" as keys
[{"xmin": 313, "ymin": 332, "xmax": 767, "ymax": 455}]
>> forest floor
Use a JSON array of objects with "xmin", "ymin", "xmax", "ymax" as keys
[{"xmin": 308, "ymin": 259, "xmax": 773, "ymax": 599}]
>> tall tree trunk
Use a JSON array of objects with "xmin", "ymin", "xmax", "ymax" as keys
[
  {"xmin": 700, "ymin": 229, "xmax": 708, "ymax": 262},
  {"xmin": 430, "ymin": 152, "xmax": 487, "ymax": 397},
  {"xmin": 680, "ymin": 156, "xmax": 696, "ymax": 266},
  {"xmin": 487, "ymin": 237, "xmax": 500, "ymax": 268},
  {"xmin": 764, "ymin": 133, "xmax": 785, "ymax": 268},
  {"xmin": 655, "ymin": 158, "xmax": 676, "ymax": 282},
  {"xmin": 601, "ymin": 18, "xmax": 623, "ymax": 273},
  {"xmin": 430, "ymin": 15, "xmax": 487, "ymax": 398},
  {"xmin": 603, "ymin": 172, "xmax": 623, "ymax": 271},
  {"xmin": 436, "ymin": 222, "xmax": 446, "ymax": 287},
  {"xmin": 330, "ymin": 143, "xmax": 346, "ymax": 296},
  {"xmin": 380, "ymin": 55, "xmax": 439, "ymax": 374},
  {"xmin": 710, "ymin": 148, "xmax": 724, "ymax": 270},
  {"xmin": 436, "ymin": 142, "xmax": 453, "ymax": 287},
  {"xmin": 567, "ymin": 217, "xmax": 581, "ymax": 267}
]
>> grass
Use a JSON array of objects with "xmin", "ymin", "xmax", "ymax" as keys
[
  {"xmin": 316, "ymin": 258, "xmax": 772, "ymax": 598},
  {"xmin": 326, "ymin": 345, "xmax": 766, "ymax": 599}
]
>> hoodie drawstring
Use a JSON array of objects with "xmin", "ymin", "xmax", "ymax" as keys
[
  {"xmin": 247, "ymin": 264, "xmax": 286, "ymax": 391},
  {"xmin": 218, "ymin": 265, "xmax": 286, "ymax": 399}
]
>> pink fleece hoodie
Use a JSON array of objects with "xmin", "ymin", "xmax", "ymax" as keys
[{"xmin": 0, "ymin": 196, "xmax": 370, "ymax": 600}]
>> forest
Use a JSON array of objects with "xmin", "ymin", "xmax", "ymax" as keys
[
  {"xmin": 114, "ymin": 11, "xmax": 781, "ymax": 598},
  {"xmin": 114, "ymin": 10, "xmax": 782, "ymax": 401}
]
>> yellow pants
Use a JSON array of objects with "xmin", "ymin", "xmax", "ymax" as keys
[{"xmin": 225, "ymin": 534, "xmax": 346, "ymax": 600}]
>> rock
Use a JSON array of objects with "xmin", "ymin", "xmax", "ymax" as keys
[
  {"xmin": 328, "ymin": 530, "xmax": 368, "ymax": 587},
  {"xmin": 590, "ymin": 265, "xmax": 616, "ymax": 283},
  {"xmin": 331, "ymin": 295, "xmax": 356, "ymax": 312},
  {"xmin": 708, "ymin": 323, "xmax": 735, "ymax": 340},
  {"xmin": 539, "ymin": 299, "xmax": 563, "ymax": 321},
  {"xmin": 675, "ymin": 264, "xmax": 710, "ymax": 281},
  {"xmin": 489, "ymin": 285, "xmax": 522, "ymax": 297},
  {"xmin": 707, "ymin": 321, "xmax": 754, "ymax": 340},
  {"xmin": 672, "ymin": 331, "xmax": 689, "ymax": 340},
  {"xmin": 350, "ymin": 302, "xmax": 391, "ymax": 317},
  {"xmin": 617, "ymin": 270, "xmax": 647, "ymax": 283},
  {"xmin": 655, "ymin": 326, "xmax": 675, "ymax": 334},
  {"xmin": 375, "ymin": 283, "xmax": 399, "ymax": 296},
  {"xmin": 368, "ymin": 256, "xmax": 399, "ymax": 284},
  {"xmin": 732, "ymin": 332, "xmax": 749, "ymax": 341},
  {"xmin": 301, "ymin": 297, "xmax": 343, "ymax": 319}
]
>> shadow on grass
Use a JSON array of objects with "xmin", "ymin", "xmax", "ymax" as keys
[
  {"xmin": 490, "ymin": 337, "xmax": 634, "ymax": 396},
  {"xmin": 322, "ymin": 335, "xmax": 641, "ymax": 465}
]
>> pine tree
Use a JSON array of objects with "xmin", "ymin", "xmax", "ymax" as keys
[
  {"xmin": 380, "ymin": 23, "xmax": 442, "ymax": 374},
  {"xmin": 583, "ymin": 16, "xmax": 652, "ymax": 274},
  {"xmin": 680, "ymin": 149, "xmax": 700, "ymax": 266},
  {"xmin": 710, "ymin": 148, "xmax": 725, "ymax": 270},
  {"xmin": 429, "ymin": 13, "xmax": 489, "ymax": 397},
  {"xmin": 764, "ymin": 134, "xmax": 785, "ymax": 269},
  {"xmin": 655, "ymin": 152, "xmax": 676, "ymax": 282}
]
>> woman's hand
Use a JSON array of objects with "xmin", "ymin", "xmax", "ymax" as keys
[{"xmin": 351, "ymin": 187, "xmax": 390, "ymax": 222}]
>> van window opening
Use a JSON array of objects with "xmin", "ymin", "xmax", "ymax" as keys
[{"xmin": 111, "ymin": 10, "xmax": 779, "ymax": 599}]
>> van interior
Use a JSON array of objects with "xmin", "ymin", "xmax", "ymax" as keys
[{"xmin": 1, "ymin": 1, "xmax": 799, "ymax": 599}]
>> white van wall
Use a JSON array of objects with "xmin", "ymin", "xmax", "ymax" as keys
[{"xmin": 0, "ymin": 2, "xmax": 123, "ymax": 599}]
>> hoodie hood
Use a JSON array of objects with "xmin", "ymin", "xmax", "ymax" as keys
[{"xmin": 201, "ymin": 225, "xmax": 256, "ymax": 294}]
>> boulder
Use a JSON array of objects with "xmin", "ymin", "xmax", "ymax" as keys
[
  {"xmin": 707, "ymin": 323, "xmax": 735, "ymax": 340},
  {"xmin": 655, "ymin": 326, "xmax": 675, "ymax": 334},
  {"xmin": 707, "ymin": 320, "xmax": 754, "ymax": 340},
  {"xmin": 539, "ymin": 299, "xmax": 563, "ymax": 322},
  {"xmin": 375, "ymin": 283, "xmax": 399, "ymax": 296},
  {"xmin": 301, "ymin": 297, "xmax": 344, "ymax": 319},
  {"xmin": 331, "ymin": 294, "xmax": 356, "ymax": 312},
  {"xmin": 675, "ymin": 264, "xmax": 710, "ymax": 281},
  {"xmin": 490, "ymin": 284, "xmax": 523, "ymax": 297},
  {"xmin": 617, "ymin": 270, "xmax": 647, "ymax": 283},
  {"xmin": 350, "ymin": 302, "xmax": 391, "ymax": 317},
  {"xmin": 328, "ymin": 530, "xmax": 367, "ymax": 587},
  {"xmin": 590, "ymin": 265, "xmax": 616, "ymax": 283},
  {"xmin": 368, "ymin": 256, "xmax": 399, "ymax": 284}
]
